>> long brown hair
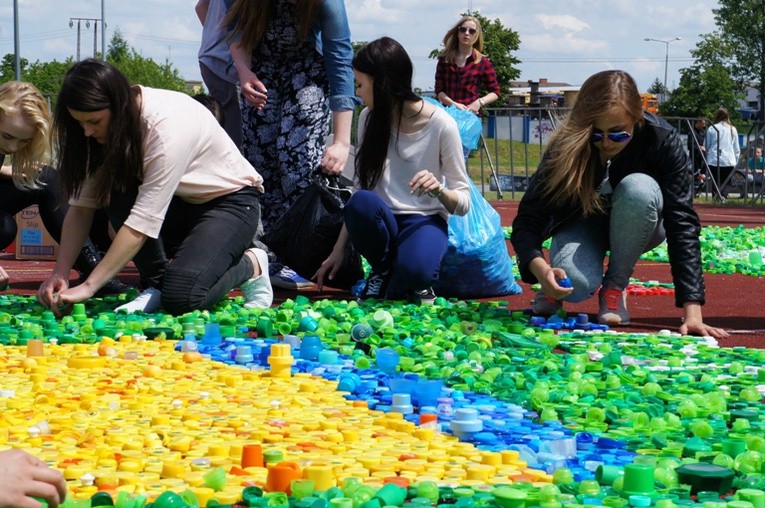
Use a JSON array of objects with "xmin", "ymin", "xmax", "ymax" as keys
[
  {"xmin": 54, "ymin": 59, "xmax": 144, "ymax": 205},
  {"xmin": 439, "ymin": 16, "xmax": 485, "ymax": 65},
  {"xmin": 539, "ymin": 70, "xmax": 644, "ymax": 216},
  {"xmin": 225, "ymin": 0, "xmax": 320, "ymax": 54},
  {"xmin": 0, "ymin": 81, "xmax": 51, "ymax": 188}
]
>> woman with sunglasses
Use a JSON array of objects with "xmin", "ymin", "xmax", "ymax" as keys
[
  {"xmin": 434, "ymin": 16, "xmax": 500, "ymax": 117},
  {"xmin": 511, "ymin": 70, "xmax": 728, "ymax": 339}
]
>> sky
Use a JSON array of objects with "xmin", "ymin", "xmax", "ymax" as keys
[{"xmin": 2, "ymin": 0, "xmax": 720, "ymax": 94}]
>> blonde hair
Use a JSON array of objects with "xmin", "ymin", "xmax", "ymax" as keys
[
  {"xmin": 440, "ymin": 16, "xmax": 485, "ymax": 64},
  {"xmin": 0, "ymin": 81, "xmax": 51, "ymax": 188},
  {"xmin": 540, "ymin": 70, "xmax": 644, "ymax": 216}
]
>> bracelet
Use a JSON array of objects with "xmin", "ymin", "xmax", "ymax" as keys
[
  {"xmin": 430, "ymin": 185, "xmax": 444, "ymax": 199},
  {"xmin": 479, "ymin": 98, "xmax": 485, "ymax": 107}
]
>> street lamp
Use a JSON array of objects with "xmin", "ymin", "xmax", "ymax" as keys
[{"xmin": 644, "ymin": 37, "xmax": 682, "ymax": 98}]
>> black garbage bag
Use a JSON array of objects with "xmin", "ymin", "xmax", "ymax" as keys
[{"xmin": 262, "ymin": 174, "xmax": 363, "ymax": 289}]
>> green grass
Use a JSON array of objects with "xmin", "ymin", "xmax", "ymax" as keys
[{"xmin": 466, "ymin": 138, "xmax": 544, "ymax": 184}]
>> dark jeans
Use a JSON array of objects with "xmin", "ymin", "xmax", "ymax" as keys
[
  {"xmin": 107, "ymin": 183, "xmax": 260, "ymax": 314},
  {"xmin": 200, "ymin": 63, "xmax": 242, "ymax": 149},
  {"xmin": 0, "ymin": 166, "xmax": 111, "ymax": 252},
  {"xmin": 344, "ymin": 190, "xmax": 448, "ymax": 299}
]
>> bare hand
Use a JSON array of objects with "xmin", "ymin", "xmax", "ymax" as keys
[
  {"xmin": 467, "ymin": 101, "xmax": 482, "ymax": 114},
  {"xmin": 313, "ymin": 250, "xmax": 345, "ymax": 291},
  {"xmin": 320, "ymin": 142, "xmax": 350, "ymax": 176},
  {"xmin": 37, "ymin": 275, "xmax": 69, "ymax": 310},
  {"xmin": 0, "ymin": 449, "xmax": 67, "ymax": 508},
  {"xmin": 540, "ymin": 267, "xmax": 574, "ymax": 301},
  {"xmin": 239, "ymin": 69, "xmax": 268, "ymax": 109},
  {"xmin": 452, "ymin": 103, "xmax": 468, "ymax": 111},
  {"xmin": 680, "ymin": 319, "xmax": 730, "ymax": 339},
  {"xmin": 409, "ymin": 170, "xmax": 442, "ymax": 197},
  {"xmin": 0, "ymin": 266, "xmax": 9, "ymax": 290}
]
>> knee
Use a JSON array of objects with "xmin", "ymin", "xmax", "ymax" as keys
[
  {"xmin": 613, "ymin": 173, "xmax": 662, "ymax": 207},
  {"xmin": 564, "ymin": 274, "xmax": 600, "ymax": 303},
  {"xmin": 160, "ymin": 267, "xmax": 206, "ymax": 314},
  {"xmin": 346, "ymin": 190, "xmax": 378, "ymax": 215}
]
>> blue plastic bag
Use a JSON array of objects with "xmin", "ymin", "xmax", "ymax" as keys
[
  {"xmin": 423, "ymin": 97, "xmax": 482, "ymax": 150},
  {"xmin": 434, "ymin": 179, "xmax": 522, "ymax": 298}
]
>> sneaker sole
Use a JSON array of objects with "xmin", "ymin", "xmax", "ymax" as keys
[
  {"xmin": 270, "ymin": 277, "xmax": 314, "ymax": 290},
  {"xmin": 597, "ymin": 314, "xmax": 630, "ymax": 326}
]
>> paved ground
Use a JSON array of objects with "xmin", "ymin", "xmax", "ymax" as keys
[{"xmin": 2, "ymin": 202, "xmax": 763, "ymax": 348}]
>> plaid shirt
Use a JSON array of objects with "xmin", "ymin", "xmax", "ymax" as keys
[{"xmin": 434, "ymin": 50, "xmax": 501, "ymax": 108}]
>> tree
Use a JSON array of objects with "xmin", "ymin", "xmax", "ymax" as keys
[
  {"xmin": 712, "ymin": 1, "xmax": 765, "ymax": 120},
  {"xmin": 107, "ymin": 30, "xmax": 187, "ymax": 92},
  {"xmin": 429, "ymin": 11, "xmax": 521, "ymax": 101},
  {"xmin": 647, "ymin": 78, "xmax": 666, "ymax": 95},
  {"xmin": 661, "ymin": 32, "xmax": 740, "ymax": 118},
  {"xmin": 659, "ymin": 32, "xmax": 741, "ymax": 119}
]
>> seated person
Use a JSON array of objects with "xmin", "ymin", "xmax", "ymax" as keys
[{"xmin": 748, "ymin": 146, "xmax": 764, "ymax": 192}]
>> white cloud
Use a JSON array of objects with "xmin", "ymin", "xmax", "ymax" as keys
[
  {"xmin": 536, "ymin": 14, "xmax": 591, "ymax": 33},
  {"xmin": 5, "ymin": 0, "xmax": 720, "ymax": 93}
]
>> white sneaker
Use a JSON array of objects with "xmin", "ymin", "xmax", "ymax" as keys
[
  {"xmin": 115, "ymin": 287, "xmax": 162, "ymax": 314},
  {"xmin": 241, "ymin": 248, "xmax": 274, "ymax": 309}
]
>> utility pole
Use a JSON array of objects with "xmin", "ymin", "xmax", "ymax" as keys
[
  {"xmin": 13, "ymin": 0, "xmax": 20, "ymax": 80},
  {"xmin": 70, "ymin": 17, "xmax": 100, "ymax": 60},
  {"xmin": 101, "ymin": 0, "xmax": 106, "ymax": 60}
]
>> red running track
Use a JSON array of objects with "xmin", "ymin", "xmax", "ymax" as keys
[{"xmin": 2, "ymin": 203, "xmax": 763, "ymax": 348}]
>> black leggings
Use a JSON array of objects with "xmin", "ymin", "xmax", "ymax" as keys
[{"xmin": 0, "ymin": 167, "xmax": 111, "ymax": 252}]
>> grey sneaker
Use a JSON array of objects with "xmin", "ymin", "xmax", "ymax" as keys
[
  {"xmin": 531, "ymin": 290, "xmax": 563, "ymax": 316},
  {"xmin": 241, "ymin": 248, "xmax": 274, "ymax": 309},
  {"xmin": 598, "ymin": 287, "xmax": 630, "ymax": 326}
]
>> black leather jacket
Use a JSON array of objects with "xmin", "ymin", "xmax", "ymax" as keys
[{"xmin": 511, "ymin": 111, "xmax": 705, "ymax": 307}]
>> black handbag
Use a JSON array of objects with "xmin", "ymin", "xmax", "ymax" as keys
[{"xmin": 262, "ymin": 173, "xmax": 363, "ymax": 289}]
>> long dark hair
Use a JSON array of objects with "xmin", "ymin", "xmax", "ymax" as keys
[
  {"xmin": 225, "ymin": 0, "xmax": 319, "ymax": 54},
  {"xmin": 54, "ymin": 59, "xmax": 143, "ymax": 204},
  {"xmin": 353, "ymin": 37, "xmax": 420, "ymax": 190}
]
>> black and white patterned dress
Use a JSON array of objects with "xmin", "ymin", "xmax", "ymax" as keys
[{"xmin": 240, "ymin": 0, "xmax": 330, "ymax": 231}]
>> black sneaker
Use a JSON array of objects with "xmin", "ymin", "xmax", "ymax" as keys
[
  {"xmin": 410, "ymin": 287, "xmax": 436, "ymax": 305},
  {"xmin": 358, "ymin": 272, "xmax": 389, "ymax": 301}
]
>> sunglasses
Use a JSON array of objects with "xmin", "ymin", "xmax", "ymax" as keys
[
  {"xmin": 590, "ymin": 131, "xmax": 632, "ymax": 143},
  {"xmin": 458, "ymin": 26, "xmax": 477, "ymax": 35}
]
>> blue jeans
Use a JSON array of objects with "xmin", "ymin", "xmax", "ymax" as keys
[
  {"xmin": 108, "ymin": 183, "xmax": 260, "ymax": 314},
  {"xmin": 344, "ymin": 190, "xmax": 448, "ymax": 299},
  {"xmin": 550, "ymin": 173, "xmax": 665, "ymax": 302}
]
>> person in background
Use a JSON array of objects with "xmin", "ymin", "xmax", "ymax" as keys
[
  {"xmin": 705, "ymin": 107, "xmax": 740, "ymax": 199},
  {"xmin": 434, "ymin": 15, "xmax": 500, "ymax": 160},
  {"xmin": 193, "ymin": 93, "xmax": 226, "ymax": 127},
  {"xmin": 0, "ymin": 81, "xmax": 128, "ymax": 295},
  {"xmin": 511, "ymin": 70, "xmax": 728, "ymax": 339},
  {"xmin": 0, "ymin": 448, "xmax": 67, "ymax": 508},
  {"xmin": 225, "ymin": 0, "xmax": 358, "ymax": 290},
  {"xmin": 747, "ymin": 145, "xmax": 764, "ymax": 193},
  {"xmin": 196, "ymin": 0, "xmax": 242, "ymax": 147},
  {"xmin": 314, "ymin": 37, "xmax": 471, "ymax": 303},
  {"xmin": 37, "ymin": 59, "xmax": 273, "ymax": 315}
]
